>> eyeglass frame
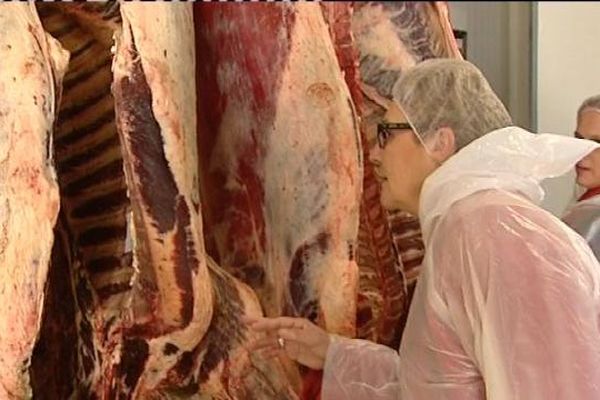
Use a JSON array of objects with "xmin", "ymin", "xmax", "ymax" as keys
[
  {"xmin": 574, "ymin": 130, "xmax": 600, "ymax": 144},
  {"xmin": 377, "ymin": 122, "xmax": 414, "ymax": 148}
]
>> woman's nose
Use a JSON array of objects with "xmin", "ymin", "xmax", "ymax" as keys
[{"xmin": 369, "ymin": 143, "xmax": 382, "ymax": 165}]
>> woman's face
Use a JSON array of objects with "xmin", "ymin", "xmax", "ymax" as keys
[
  {"xmin": 368, "ymin": 104, "xmax": 437, "ymax": 215},
  {"xmin": 575, "ymin": 109, "xmax": 600, "ymax": 189}
]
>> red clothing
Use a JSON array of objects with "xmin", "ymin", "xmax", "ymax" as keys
[{"xmin": 579, "ymin": 186, "xmax": 600, "ymax": 202}]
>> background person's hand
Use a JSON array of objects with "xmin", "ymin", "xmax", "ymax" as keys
[{"xmin": 244, "ymin": 316, "xmax": 331, "ymax": 370}]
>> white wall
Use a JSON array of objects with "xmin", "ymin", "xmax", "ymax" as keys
[
  {"xmin": 448, "ymin": 2, "xmax": 531, "ymax": 128},
  {"xmin": 507, "ymin": 3, "xmax": 531, "ymax": 129},
  {"xmin": 535, "ymin": 3, "xmax": 600, "ymax": 215},
  {"xmin": 449, "ymin": 2, "xmax": 468, "ymax": 31},
  {"xmin": 448, "ymin": 2, "xmax": 509, "ymax": 108}
]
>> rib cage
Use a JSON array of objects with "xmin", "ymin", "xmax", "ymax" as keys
[{"xmin": 38, "ymin": 3, "xmax": 133, "ymax": 309}]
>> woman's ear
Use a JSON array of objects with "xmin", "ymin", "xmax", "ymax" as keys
[{"xmin": 429, "ymin": 127, "xmax": 456, "ymax": 163}]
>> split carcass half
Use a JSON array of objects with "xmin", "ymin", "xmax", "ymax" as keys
[
  {"xmin": 319, "ymin": 2, "xmax": 460, "ymax": 349},
  {"xmin": 321, "ymin": 2, "xmax": 408, "ymax": 351},
  {"xmin": 348, "ymin": 1, "xmax": 461, "ymax": 346},
  {"xmin": 194, "ymin": 3, "xmax": 362, "ymax": 337},
  {"xmin": 25, "ymin": 2, "xmax": 296, "ymax": 398},
  {"xmin": 0, "ymin": 3, "xmax": 67, "ymax": 398}
]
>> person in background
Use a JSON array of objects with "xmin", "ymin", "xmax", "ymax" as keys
[
  {"xmin": 245, "ymin": 59, "xmax": 600, "ymax": 399},
  {"xmin": 563, "ymin": 95, "xmax": 600, "ymax": 259}
]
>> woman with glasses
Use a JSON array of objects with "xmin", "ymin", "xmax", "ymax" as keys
[
  {"xmin": 563, "ymin": 95, "xmax": 600, "ymax": 259},
  {"xmin": 245, "ymin": 59, "xmax": 600, "ymax": 400}
]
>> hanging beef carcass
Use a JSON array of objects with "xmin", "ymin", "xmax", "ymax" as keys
[
  {"xmin": 346, "ymin": 1, "xmax": 461, "ymax": 347},
  {"xmin": 26, "ymin": 2, "xmax": 296, "ymax": 398},
  {"xmin": 353, "ymin": 3, "xmax": 461, "ymax": 287},
  {"xmin": 319, "ymin": 2, "xmax": 460, "ymax": 350},
  {"xmin": 194, "ymin": 3, "xmax": 362, "ymax": 337},
  {"xmin": 0, "ymin": 3, "xmax": 67, "ymax": 398},
  {"xmin": 194, "ymin": 5, "xmax": 364, "ymax": 398},
  {"xmin": 30, "ymin": 3, "xmax": 212, "ymax": 396},
  {"xmin": 3, "ymin": 1, "xmax": 460, "ymax": 398},
  {"xmin": 321, "ymin": 3, "xmax": 408, "ymax": 350},
  {"xmin": 194, "ymin": 3, "xmax": 459, "ymax": 397}
]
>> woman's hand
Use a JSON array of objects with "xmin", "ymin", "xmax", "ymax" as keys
[{"xmin": 244, "ymin": 316, "xmax": 331, "ymax": 370}]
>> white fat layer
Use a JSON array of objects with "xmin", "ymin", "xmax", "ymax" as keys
[
  {"xmin": 201, "ymin": 4, "xmax": 362, "ymax": 335},
  {"xmin": 262, "ymin": 4, "xmax": 361, "ymax": 335},
  {"xmin": 352, "ymin": 4, "xmax": 417, "ymax": 73}
]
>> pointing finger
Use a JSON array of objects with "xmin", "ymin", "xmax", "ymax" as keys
[{"xmin": 248, "ymin": 317, "xmax": 307, "ymax": 333}]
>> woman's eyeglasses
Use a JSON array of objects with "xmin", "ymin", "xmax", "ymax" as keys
[
  {"xmin": 574, "ymin": 131, "xmax": 600, "ymax": 144},
  {"xmin": 377, "ymin": 122, "xmax": 413, "ymax": 148}
]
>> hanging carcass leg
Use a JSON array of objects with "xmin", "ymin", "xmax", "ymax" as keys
[{"xmin": 0, "ymin": 3, "xmax": 68, "ymax": 398}]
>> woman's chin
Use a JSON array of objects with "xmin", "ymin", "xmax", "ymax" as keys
[
  {"xmin": 379, "ymin": 192, "xmax": 396, "ymax": 211},
  {"xmin": 577, "ymin": 181, "xmax": 600, "ymax": 192},
  {"xmin": 379, "ymin": 198, "xmax": 393, "ymax": 211},
  {"xmin": 380, "ymin": 195, "xmax": 404, "ymax": 213}
]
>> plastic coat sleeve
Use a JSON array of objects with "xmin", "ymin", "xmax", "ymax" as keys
[{"xmin": 322, "ymin": 335, "xmax": 402, "ymax": 400}]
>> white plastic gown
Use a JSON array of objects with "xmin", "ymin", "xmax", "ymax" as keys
[
  {"xmin": 563, "ymin": 194, "xmax": 600, "ymax": 260},
  {"xmin": 322, "ymin": 127, "xmax": 600, "ymax": 399}
]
